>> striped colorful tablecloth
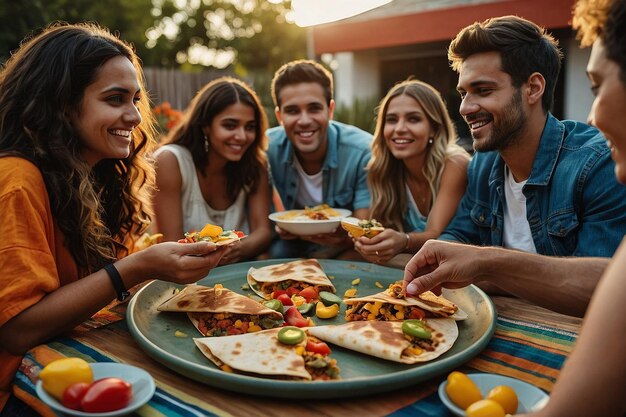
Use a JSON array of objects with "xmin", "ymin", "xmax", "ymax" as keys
[{"xmin": 12, "ymin": 312, "xmax": 578, "ymax": 417}]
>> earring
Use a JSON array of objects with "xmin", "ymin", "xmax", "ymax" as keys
[
  {"xmin": 428, "ymin": 137, "xmax": 433, "ymax": 144},
  {"xmin": 204, "ymin": 134, "xmax": 209, "ymax": 152}
]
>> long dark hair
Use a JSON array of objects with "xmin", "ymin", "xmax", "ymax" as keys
[
  {"xmin": 0, "ymin": 22, "xmax": 156, "ymax": 272},
  {"xmin": 161, "ymin": 76, "xmax": 268, "ymax": 201}
]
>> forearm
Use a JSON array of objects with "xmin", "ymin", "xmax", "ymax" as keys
[
  {"xmin": 0, "ymin": 262, "xmax": 143, "ymax": 354},
  {"xmin": 478, "ymin": 248, "xmax": 607, "ymax": 317}
]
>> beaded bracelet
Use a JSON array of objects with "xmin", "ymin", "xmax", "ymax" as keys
[{"xmin": 104, "ymin": 263, "xmax": 130, "ymax": 302}]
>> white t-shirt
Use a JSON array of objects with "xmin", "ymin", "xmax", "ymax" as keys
[
  {"xmin": 153, "ymin": 144, "xmax": 250, "ymax": 234},
  {"xmin": 293, "ymin": 157, "xmax": 323, "ymax": 207},
  {"xmin": 503, "ymin": 166, "xmax": 536, "ymax": 253}
]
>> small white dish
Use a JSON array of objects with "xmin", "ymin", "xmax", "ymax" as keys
[
  {"xmin": 438, "ymin": 373, "xmax": 549, "ymax": 416},
  {"xmin": 269, "ymin": 208, "xmax": 351, "ymax": 236},
  {"xmin": 36, "ymin": 362, "xmax": 156, "ymax": 417}
]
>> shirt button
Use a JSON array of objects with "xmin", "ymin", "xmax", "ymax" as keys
[{"xmin": 478, "ymin": 215, "xmax": 485, "ymax": 223}]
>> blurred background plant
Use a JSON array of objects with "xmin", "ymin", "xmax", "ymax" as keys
[
  {"xmin": 333, "ymin": 96, "xmax": 379, "ymax": 134},
  {"xmin": 154, "ymin": 102, "xmax": 184, "ymax": 137}
]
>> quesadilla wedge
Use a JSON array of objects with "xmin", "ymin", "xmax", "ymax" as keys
[
  {"xmin": 157, "ymin": 284, "xmax": 283, "ymax": 336},
  {"xmin": 193, "ymin": 327, "xmax": 340, "ymax": 380},
  {"xmin": 345, "ymin": 282, "xmax": 468, "ymax": 321},
  {"xmin": 247, "ymin": 259, "xmax": 335, "ymax": 301},
  {"xmin": 178, "ymin": 223, "xmax": 245, "ymax": 246},
  {"xmin": 306, "ymin": 319, "xmax": 458, "ymax": 363},
  {"xmin": 340, "ymin": 217, "xmax": 385, "ymax": 238}
]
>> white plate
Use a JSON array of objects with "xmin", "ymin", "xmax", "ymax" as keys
[
  {"xmin": 36, "ymin": 362, "xmax": 156, "ymax": 417},
  {"xmin": 269, "ymin": 208, "xmax": 351, "ymax": 236},
  {"xmin": 438, "ymin": 373, "xmax": 549, "ymax": 416}
]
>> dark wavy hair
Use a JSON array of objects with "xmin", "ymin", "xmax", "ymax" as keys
[
  {"xmin": 573, "ymin": 0, "xmax": 626, "ymax": 83},
  {"xmin": 448, "ymin": 15, "xmax": 563, "ymax": 113},
  {"xmin": 161, "ymin": 76, "xmax": 268, "ymax": 201},
  {"xmin": 0, "ymin": 22, "xmax": 156, "ymax": 272}
]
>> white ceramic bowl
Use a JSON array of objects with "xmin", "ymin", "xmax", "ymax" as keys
[
  {"xmin": 36, "ymin": 362, "xmax": 156, "ymax": 417},
  {"xmin": 269, "ymin": 208, "xmax": 351, "ymax": 236},
  {"xmin": 438, "ymin": 373, "xmax": 549, "ymax": 416}
]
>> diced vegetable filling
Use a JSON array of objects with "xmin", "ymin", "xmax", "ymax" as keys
[
  {"xmin": 346, "ymin": 301, "xmax": 438, "ymax": 321},
  {"xmin": 195, "ymin": 313, "xmax": 282, "ymax": 336}
]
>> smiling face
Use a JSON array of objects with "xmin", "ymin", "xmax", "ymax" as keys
[
  {"xmin": 383, "ymin": 94, "xmax": 433, "ymax": 162},
  {"xmin": 587, "ymin": 39, "xmax": 626, "ymax": 184},
  {"xmin": 204, "ymin": 102, "xmax": 256, "ymax": 163},
  {"xmin": 275, "ymin": 82, "xmax": 334, "ymax": 159},
  {"xmin": 457, "ymin": 51, "xmax": 527, "ymax": 152},
  {"xmin": 71, "ymin": 56, "xmax": 141, "ymax": 166}
]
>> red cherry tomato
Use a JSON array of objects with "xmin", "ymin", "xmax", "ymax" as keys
[
  {"xmin": 80, "ymin": 377, "xmax": 132, "ymax": 413},
  {"xmin": 61, "ymin": 382, "xmax": 90, "ymax": 411},
  {"xmin": 285, "ymin": 286, "xmax": 300, "ymax": 297},
  {"xmin": 276, "ymin": 293, "xmax": 293, "ymax": 306},
  {"xmin": 298, "ymin": 286, "xmax": 318, "ymax": 302},
  {"xmin": 284, "ymin": 307, "xmax": 309, "ymax": 327},
  {"xmin": 408, "ymin": 307, "xmax": 426, "ymax": 320},
  {"xmin": 272, "ymin": 290, "xmax": 287, "ymax": 299},
  {"xmin": 306, "ymin": 339, "xmax": 331, "ymax": 355},
  {"xmin": 234, "ymin": 230, "xmax": 245, "ymax": 238}
]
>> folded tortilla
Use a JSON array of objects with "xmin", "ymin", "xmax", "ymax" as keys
[
  {"xmin": 306, "ymin": 319, "xmax": 458, "ymax": 363},
  {"xmin": 193, "ymin": 328, "xmax": 340, "ymax": 380},
  {"xmin": 340, "ymin": 217, "xmax": 384, "ymax": 238},
  {"xmin": 157, "ymin": 284, "xmax": 283, "ymax": 336},
  {"xmin": 345, "ymin": 284, "xmax": 468, "ymax": 321},
  {"xmin": 247, "ymin": 259, "xmax": 335, "ymax": 300}
]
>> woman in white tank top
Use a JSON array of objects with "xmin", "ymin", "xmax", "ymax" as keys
[{"xmin": 152, "ymin": 77, "xmax": 272, "ymax": 265}]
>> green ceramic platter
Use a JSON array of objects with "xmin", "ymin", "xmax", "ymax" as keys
[{"xmin": 127, "ymin": 259, "xmax": 496, "ymax": 399}]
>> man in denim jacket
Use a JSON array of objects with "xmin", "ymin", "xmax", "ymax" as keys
[
  {"xmin": 403, "ymin": 16, "xmax": 626, "ymax": 317},
  {"xmin": 267, "ymin": 60, "xmax": 372, "ymax": 258}
]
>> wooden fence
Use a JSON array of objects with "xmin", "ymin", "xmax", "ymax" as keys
[{"xmin": 143, "ymin": 67, "xmax": 233, "ymax": 110}]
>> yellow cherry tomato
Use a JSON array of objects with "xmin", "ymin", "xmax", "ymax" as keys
[
  {"xmin": 487, "ymin": 385, "xmax": 519, "ymax": 414},
  {"xmin": 465, "ymin": 399, "xmax": 506, "ymax": 417},
  {"xmin": 38, "ymin": 358, "xmax": 94, "ymax": 400},
  {"xmin": 199, "ymin": 223, "xmax": 223, "ymax": 238},
  {"xmin": 445, "ymin": 371, "xmax": 483, "ymax": 410}
]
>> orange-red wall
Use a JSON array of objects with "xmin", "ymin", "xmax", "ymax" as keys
[{"xmin": 312, "ymin": 0, "xmax": 575, "ymax": 54}]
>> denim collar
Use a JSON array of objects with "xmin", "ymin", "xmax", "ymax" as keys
[{"xmin": 487, "ymin": 113, "xmax": 563, "ymax": 187}]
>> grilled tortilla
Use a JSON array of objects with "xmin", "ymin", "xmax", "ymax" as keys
[
  {"xmin": 193, "ymin": 328, "xmax": 340, "ymax": 380},
  {"xmin": 306, "ymin": 319, "xmax": 458, "ymax": 363},
  {"xmin": 345, "ymin": 283, "xmax": 468, "ymax": 321},
  {"xmin": 247, "ymin": 259, "xmax": 335, "ymax": 300},
  {"xmin": 157, "ymin": 284, "xmax": 283, "ymax": 336}
]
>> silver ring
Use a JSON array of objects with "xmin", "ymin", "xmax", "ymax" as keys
[{"xmin": 375, "ymin": 250, "xmax": 379, "ymax": 256}]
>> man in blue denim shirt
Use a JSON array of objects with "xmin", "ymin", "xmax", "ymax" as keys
[
  {"xmin": 403, "ymin": 16, "xmax": 626, "ymax": 317},
  {"xmin": 267, "ymin": 60, "xmax": 372, "ymax": 258}
]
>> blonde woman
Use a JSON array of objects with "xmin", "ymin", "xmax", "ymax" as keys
[{"xmin": 355, "ymin": 80, "xmax": 469, "ymax": 264}]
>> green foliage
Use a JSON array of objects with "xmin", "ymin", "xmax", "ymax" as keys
[
  {"xmin": 0, "ymin": 0, "xmax": 156, "ymax": 63},
  {"xmin": 333, "ymin": 96, "xmax": 380, "ymax": 134}
]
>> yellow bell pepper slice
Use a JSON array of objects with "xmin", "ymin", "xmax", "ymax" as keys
[
  {"xmin": 316, "ymin": 301, "xmax": 339, "ymax": 319},
  {"xmin": 199, "ymin": 223, "xmax": 223, "ymax": 238}
]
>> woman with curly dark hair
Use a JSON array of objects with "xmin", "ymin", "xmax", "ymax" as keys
[
  {"xmin": 0, "ymin": 22, "xmax": 225, "ymax": 411},
  {"xmin": 153, "ymin": 77, "xmax": 272, "ymax": 264}
]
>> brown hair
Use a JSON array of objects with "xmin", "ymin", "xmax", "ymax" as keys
[
  {"xmin": 0, "ymin": 22, "xmax": 156, "ymax": 272},
  {"xmin": 448, "ymin": 15, "xmax": 563, "ymax": 113},
  {"xmin": 271, "ymin": 59, "xmax": 333, "ymax": 108},
  {"xmin": 161, "ymin": 76, "xmax": 269, "ymax": 200}
]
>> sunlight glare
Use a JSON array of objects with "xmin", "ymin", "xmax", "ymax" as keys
[{"xmin": 291, "ymin": 0, "xmax": 392, "ymax": 27}]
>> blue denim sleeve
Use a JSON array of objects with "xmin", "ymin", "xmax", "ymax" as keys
[
  {"xmin": 352, "ymin": 148, "xmax": 372, "ymax": 211},
  {"xmin": 572, "ymin": 152, "xmax": 626, "ymax": 257},
  {"xmin": 439, "ymin": 158, "xmax": 481, "ymax": 244}
]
